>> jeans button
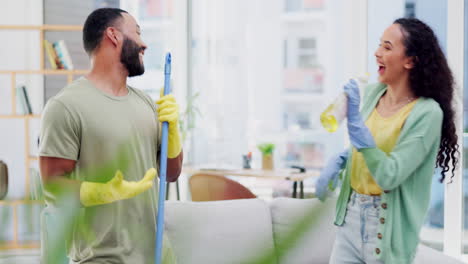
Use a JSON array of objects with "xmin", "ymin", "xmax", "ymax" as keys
[
  {"xmin": 377, "ymin": 233, "xmax": 383, "ymax": 239},
  {"xmin": 376, "ymin": 248, "xmax": 381, "ymax": 254},
  {"xmin": 381, "ymin": 203, "xmax": 387, "ymax": 209},
  {"xmin": 380, "ymin": 217, "xmax": 385, "ymax": 224}
]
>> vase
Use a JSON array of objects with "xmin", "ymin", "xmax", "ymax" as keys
[{"xmin": 262, "ymin": 155, "xmax": 274, "ymax": 170}]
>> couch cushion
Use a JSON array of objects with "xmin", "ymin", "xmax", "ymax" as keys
[
  {"xmin": 269, "ymin": 197, "xmax": 336, "ymax": 264},
  {"xmin": 164, "ymin": 198, "xmax": 276, "ymax": 264}
]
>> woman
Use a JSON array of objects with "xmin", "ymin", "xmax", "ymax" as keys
[{"xmin": 317, "ymin": 18, "xmax": 459, "ymax": 263}]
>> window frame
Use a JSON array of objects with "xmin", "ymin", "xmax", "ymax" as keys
[{"xmin": 445, "ymin": 0, "xmax": 465, "ymax": 260}]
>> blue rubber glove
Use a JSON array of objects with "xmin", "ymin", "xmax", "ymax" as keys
[
  {"xmin": 315, "ymin": 148, "xmax": 349, "ymax": 201},
  {"xmin": 344, "ymin": 79, "xmax": 376, "ymax": 150}
]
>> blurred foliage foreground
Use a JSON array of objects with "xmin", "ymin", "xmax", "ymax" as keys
[{"xmin": 4, "ymin": 147, "xmax": 329, "ymax": 264}]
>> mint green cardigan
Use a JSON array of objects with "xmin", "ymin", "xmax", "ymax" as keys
[{"xmin": 334, "ymin": 83, "xmax": 443, "ymax": 263}]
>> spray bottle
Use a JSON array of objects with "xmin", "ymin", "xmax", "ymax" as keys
[{"xmin": 320, "ymin": 74, "xmax": 369, "ymax": 133}]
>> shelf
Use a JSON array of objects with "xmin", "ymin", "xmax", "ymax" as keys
[
  {"xmin": 0, "ymin": 242, "xmax": 40, "ymax": 250},
  {"xmin": 0, "ymin": 69, "xmax": 88, "ymax": 75},
  {"xmin": 0, "ymin": 248, "xmax": 40, "ymax": 257},
  {"xmin": 0, "ymin": 200, "xmax": 43, "ymax": 206},
  {"xmin": 0, "ymin": 115, "xmax": 40, "ymax": 119},
  {"xmin": 0, "ymin": 24, "xmax": 82, "ymax": 31},
  {"xmin": 0, "ymin": 23, "xmax": 81, "ymax": 253}
]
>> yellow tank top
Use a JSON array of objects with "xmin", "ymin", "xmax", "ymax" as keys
[{"xmin": 350, "ymin": 99, "xmax": 418, "ymax": 195}]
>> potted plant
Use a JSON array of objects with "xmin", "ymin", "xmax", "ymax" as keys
[{"xmin": 257, "ymin": 143, "xmax": 275, "ymax": 170}]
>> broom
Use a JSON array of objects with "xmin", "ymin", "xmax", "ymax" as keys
[{"xmin": 155, "ymin": 52, "xmax": 171, "ymax": 264}]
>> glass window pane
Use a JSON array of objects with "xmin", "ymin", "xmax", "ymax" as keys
[
  {"xmin": 299, "ymin": 38, "xmax": 316, "ymax": 49},
  {"xmin": 126, "ymin": 0, "xmax": 175, "ymax": 98},
  {"xmin": 284, "ymin": 0, "xmax": 324, "ymax": 12},
  {"xmin": 189, "ymin": 0, "xmax": 346, "ymax": 198},
  {"xmin": 298, "ymin": 55, "xmax": 316, "ymax": 68}
]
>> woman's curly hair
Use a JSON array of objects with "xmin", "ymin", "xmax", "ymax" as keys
[{"xmin": 394, "ymin": 18, "xmax": 459, "ymax": 182}]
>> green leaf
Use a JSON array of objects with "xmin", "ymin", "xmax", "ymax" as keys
[{"xmin": 257, "ymin": 143, "xmax": 276, "ymax": 156}]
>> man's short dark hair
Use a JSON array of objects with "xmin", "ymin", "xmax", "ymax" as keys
[{"xmin": 83, "ymin": 8, "xmax": 128, "ymax": 55}]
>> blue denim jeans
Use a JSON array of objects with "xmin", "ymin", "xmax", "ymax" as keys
[{"xmin": 330, "ymin": 191, "xmax": 384, "ymax": 264}]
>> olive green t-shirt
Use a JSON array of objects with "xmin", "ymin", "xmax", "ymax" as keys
[{"xmin": 39, "ymin": 77, "xmax": 175, "ymax": 263}]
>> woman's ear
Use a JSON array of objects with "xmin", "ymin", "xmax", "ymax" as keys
[{"xmin": 404, "ymin": 56, "xmax": 417, "ymax": 70}]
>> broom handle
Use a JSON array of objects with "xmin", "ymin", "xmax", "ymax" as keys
[{"xmin": 155, "ymin": 52, "xmax": 171, "ymax": 264}]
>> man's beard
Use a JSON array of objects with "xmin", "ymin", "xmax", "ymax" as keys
[{"xmin": 120, "ymin": 36, "xmax": 145, "ymax": 77}]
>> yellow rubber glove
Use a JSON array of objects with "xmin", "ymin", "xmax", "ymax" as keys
[
  {"xmin": 156, "ymin": 92, "xmax": 182, "ymax": 159},
  {"xmin": 80, "ymin": 168, "xmax": 156, "ymax": 207}
]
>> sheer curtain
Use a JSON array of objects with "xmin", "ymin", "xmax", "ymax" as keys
[{"xmin": 190, "ymin": 0, "xmax": 283, "ymax": 168}]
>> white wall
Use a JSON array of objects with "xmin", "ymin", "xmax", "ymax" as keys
[{"xmin": 0, "ymin": 0, "xmax": 43, "ymax": 199}]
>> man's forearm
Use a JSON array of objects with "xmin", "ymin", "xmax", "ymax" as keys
[
  {"xmin": 43, "ymin": 176, "xmax": 82, "ymax": 208},
  {"xmin": 166, "ymin": 150, "xmax": 183, "ymax": 182},
  {"xmin": 40, "ymin": 156, "xmax": 81, "ymax": 207}
]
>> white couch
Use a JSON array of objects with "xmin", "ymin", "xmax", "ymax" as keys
[{"xmin": 164, "ymin": 197, "xmax": 464, "ymax": 264}]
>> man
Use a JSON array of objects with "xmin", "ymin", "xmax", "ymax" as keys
[{"xmin": 39, "ymin": 8, "xmax": 182, "ymax": 263}]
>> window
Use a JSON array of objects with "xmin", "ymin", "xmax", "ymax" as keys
[
  {"xmin": 284, "ymin": 36, "xmax": 322, "ymax": 93},
  {"xmin": 298, "ymin": 38, "xmax": 317, "ymax": 68},
  {"xmin": 122, "ymin": 0, "xmax": 177, "ymax": 99},
  {"xmin": 188, "ymin": 0, "xmax": 358, "ymax": 186},
  {"xmin": 283, "ymin": 103, "xmax": 313, "ymax": 130},
  {"xmin": 284, "ymin": 0, "xmax": 324, "ymax": 12}
]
